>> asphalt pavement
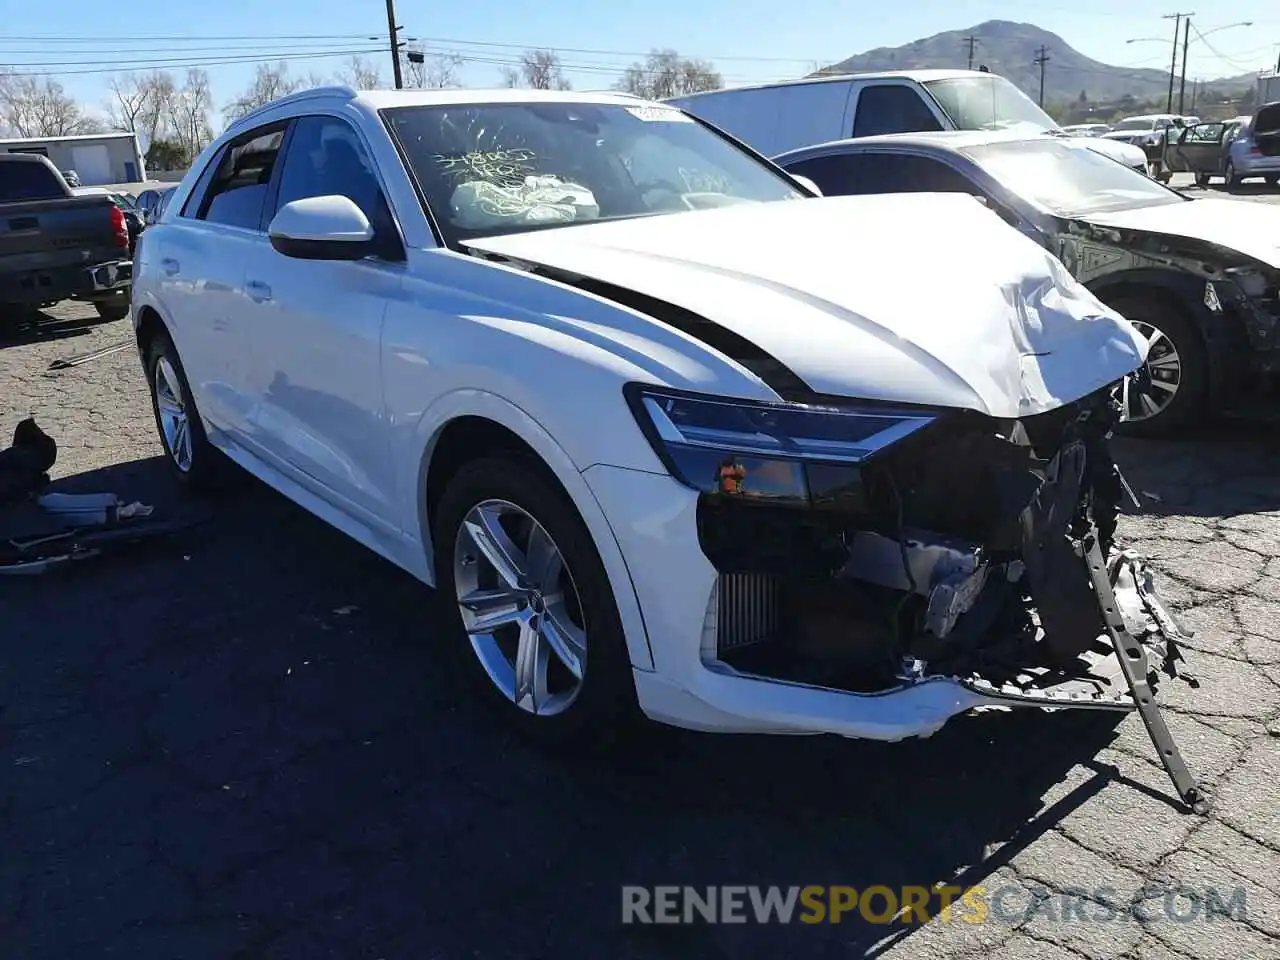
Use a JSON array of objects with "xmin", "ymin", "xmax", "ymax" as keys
[{"xmin": 2, "ymin": 284, "xmax": 1280, "ymax": 958}]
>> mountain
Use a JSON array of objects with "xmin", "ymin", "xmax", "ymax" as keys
[{"xmin": 816, "ymin": 21, "xmax": 1257, "ymax": 105}]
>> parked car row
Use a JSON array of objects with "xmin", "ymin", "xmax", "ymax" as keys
[{"xmin": 122, "ymin": 84, "xmax": 1240, "ymax": 807}]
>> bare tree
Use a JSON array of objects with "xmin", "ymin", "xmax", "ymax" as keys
[
  {"xmin": 170, "ymin": 68, "xmax": 213, "ymax": 160},
  {"xmin": 405, "ymin": 49, "xmax": 464, "ymax": 89},
  {"xmin": 501, "ymin": 49, "xmax": 571, "ymax": 90},
  {"xmin": 138, "ymin": 70, "xmax": 176, "ymax": 147},
  {"xmin": 224, "ymin": 61, "xmax": 303, "ymax": 124},
  {"xmin": 105, "ymin": 76, "xmax": 150, "ymax": 132},
  {"xmin": 615, "ymin": 49, "xmax": 722, "ymax": 100},
  {"xmin": 339, "ymin": 56, "xmax": 383, "ymax": 90},
  {"xmin": 0, "ymin": 73, "xmax": 95, "ymax": 137}
]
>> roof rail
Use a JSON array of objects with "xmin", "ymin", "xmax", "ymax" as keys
[{"xmin": 231, "ymin": 85, "xmax": 358, "ymax": 130}]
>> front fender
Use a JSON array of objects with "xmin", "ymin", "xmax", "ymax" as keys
[{"xmin": 407, "ymin": 388, "xmax": 657, "ymax": 671}]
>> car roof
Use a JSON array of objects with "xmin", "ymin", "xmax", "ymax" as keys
[
  {"xmin": 775, "ymin": 129, "xmax": 1060, "ymax": 160},
  {"xmin": 663, "ymin": 69, "xmax": 987, "ymax": 101}
]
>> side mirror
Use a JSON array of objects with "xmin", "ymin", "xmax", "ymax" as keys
[
  {"xmin": 268, "ymin": 195, "xmax": 375, "ymax": 261},
  {"xmin": 790, "ymin": 174, "xmax": 823, "ymax": 197}
]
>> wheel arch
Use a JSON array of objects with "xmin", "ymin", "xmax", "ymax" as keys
[
  {"xmin": 1087, "ymin": 267, "xmax": 1236, "ymax": 403},
  {"xmin": 134, "ymin": 303, "xmax": 168, "ymax": 358},
  {"xmin": 413, "ymin": 391, "xmax": 656, "ymax": 672}
]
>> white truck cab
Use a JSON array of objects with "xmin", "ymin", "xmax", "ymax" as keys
[{"xmin": 666, "ymin": 69, "xmax": 1150, "ymax": 174}]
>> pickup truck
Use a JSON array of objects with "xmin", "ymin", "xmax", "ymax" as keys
[{"xmin": 1, "ymin": 153, "xmax": 132, "ymax": 322}]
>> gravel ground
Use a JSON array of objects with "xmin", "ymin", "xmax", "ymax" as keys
[{"xmin": 2, "ymin": 300, "xmax": 1279, "ymax": 960}]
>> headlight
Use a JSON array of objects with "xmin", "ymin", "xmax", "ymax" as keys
[{"xmin": 625, "ymin": 385, "xmax": 937, "ymax": 504}]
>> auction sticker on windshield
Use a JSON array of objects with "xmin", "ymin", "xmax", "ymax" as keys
[{"xmin": 626, "ymin": 105, "xmax": 693, "ymax": 122}]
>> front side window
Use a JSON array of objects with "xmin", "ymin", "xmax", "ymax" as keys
[
  {"xmin": 382, "ymin": 101, "xmax": 804, "ymax": 244},
  {"xmin": 963, "ymin": 139, "xmax": 1185, "ymax": 216},
  {"xmin": 924, "ymin": 75, "xmax": 1057, "ymax": 134},
  {"xmin": 273, "ymin": 115, "xmax": 384, "ymax": 222},
  {"xmin": 195, "ymin": 126, "xmax": 286, "ymax": 231},
  {"xmin": 852, "ymin": 86, "xmax": 943, "ymax": 137},
  {"xmin": 785, "ymin": 152, "xmax": 977, "ymax": 197}
]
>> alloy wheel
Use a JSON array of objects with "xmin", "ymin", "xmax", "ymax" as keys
[
  {"xmin": 154, "ymin": 356, "xmax": 192, "ymax": 472},
  {"xmin": 453, "ymin": 499, "xmax": 588, "ymax": 716},
  {"xmin": 1121, "ymin": 320, "xmax": 1182, "ymax": 423}
]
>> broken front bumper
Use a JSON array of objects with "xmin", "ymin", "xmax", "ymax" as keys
[{"xmin": 585, "ymin": 399, "xmax": 1209, "ymax": 812}]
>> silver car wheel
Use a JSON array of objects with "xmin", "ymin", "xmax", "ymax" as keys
[
  {"xmin": 154, "ymin": 356, "xmax": 193, "ymax": 472},
  {"xmin": 1122, "ymin": 320, "xmax": 1182, "ymax": 422},
  {"xmin": 453, "ymin": 498, "xmax": 588, "ymax": 717}
]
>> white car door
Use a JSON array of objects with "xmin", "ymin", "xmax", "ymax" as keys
[
  {"xmin": 154, "ymin": 124, "xmax": 288, "ymax": 443},
  {"xmin": 240, "ymin": 114, "xmax": 402, "ymax": 527}
]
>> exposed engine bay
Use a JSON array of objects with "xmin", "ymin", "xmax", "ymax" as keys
[{"xmin": 696, "ymin": 382, "xmax": 1209, "ymax": 812}]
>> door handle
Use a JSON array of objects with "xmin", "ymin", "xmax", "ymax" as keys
[
  {"xmin": 161, "ymin": 257, "xmax": 179, "ymax": 276},
  {"xmin": 245, "ymin": 280, "xmax": 272, "ymax": 302}
]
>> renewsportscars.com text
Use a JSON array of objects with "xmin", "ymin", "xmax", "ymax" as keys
[{"xmin": 621, "ymin": 884, "xmax": 1248, "ymax": 925}]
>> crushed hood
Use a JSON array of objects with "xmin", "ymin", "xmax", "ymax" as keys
[
  {"xmin": 465, "ymin": 193, "xmax": 1146, "ymax": 418},
  {"xmin": 1088, "ymin": 198, "xmax": 1280, "ymax": 270}
]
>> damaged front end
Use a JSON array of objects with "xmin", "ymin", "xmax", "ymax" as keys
[{"xmin": 628, "ymin": 382, "xmax": 1209, "ymax": 812}]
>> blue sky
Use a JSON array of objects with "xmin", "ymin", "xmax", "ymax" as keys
[{"xmin": 2, "ymin": 0, "xmax": 1277, "ymax": 124}]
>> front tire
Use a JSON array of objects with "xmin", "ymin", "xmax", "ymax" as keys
[
  {"xmin": 1194, "ymin": 172, "xmax": 1210, "ymax": 187},
  {"xmin": 145, "ymin": 331, "xmax": 225, "ymax": 491},
  {"xmin": 1225, "ymin": 161, "xmax": 1242, "ymax": 188},
  {"xmin": 432, "ymin": 455, "xmax": 639, "ymax": 746},
  {"xmin": 1108, "ymin": 296, "xmax": 1209, "ymax": 438}
]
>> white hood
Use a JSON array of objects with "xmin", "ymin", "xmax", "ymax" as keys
[
  {"xmin": 1075, "ymin": 136, "xmax": 1148, "ymax": 167},
  {"xmin": 1088, "ymin": 198, "xmax": 1280, "ymax": 270},
  {"xmin": 466, "ymin": 193, "xmax": 1146, "ymax": 418}
]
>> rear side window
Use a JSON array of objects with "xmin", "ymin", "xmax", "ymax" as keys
[
  {"xmin": 852, "ymin": 86, "xmax": 944, "ymax": 137},
  {"xmin": 785, "ymin": 152, "xmax": 977, "ymax": 196},
  {"xmin": 194, "ymin": 126, "xmax": 287, "ymax": 230},
  {"xmin": 0, "ymin": 160, "xmax": 66, "ymax": 202}
]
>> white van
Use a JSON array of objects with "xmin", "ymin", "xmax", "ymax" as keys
[{"xmin": 665, "ymin": 69, "xmax": 1150, "ymax": 174}]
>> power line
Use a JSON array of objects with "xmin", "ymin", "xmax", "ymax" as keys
[
  {"xmin": 963, "ymin": 35, "xmax": 979, "ymax": 70},
  {"xmin": 1032, "ymin": 45, "xmax": 1051, "ymax": 105},
  {"xmin": 1160, "ymin": 12, "xmax": 1194, "ymax": 111}
]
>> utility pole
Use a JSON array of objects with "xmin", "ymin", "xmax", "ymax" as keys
[
  {"xmin": 963, "ymin": 35, "xmax": 979, "ymax": 70},
  {"xmin": 384, "ymin": 0, "xmax": 404, "ymax": 90},
  {"xmin": 1033, "ymin": 45, "xmax": 1050, "ymax": 106},
  {"xmin": 1178, "ymin": 17, "xmax": 1191, "ymax": 113},
  {"xmin": 1161, "ymin": 12, "xmax": 1193, "ymax": 112}
]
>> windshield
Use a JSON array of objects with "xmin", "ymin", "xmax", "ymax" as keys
[
  {"xmin": 962, "ymin": 139, "xmax": 1185, "ymax": 216},
  {"xmin": 923, "ymin": 76, "xmax": 1058, "ymax": 134},
  {"xmin": 382, "ymin": 101, "xmax": 805, "ymax": 243},
  {"xmin": 1112, "ymin": 119, "xmax": 1157, "ymax": 132}
]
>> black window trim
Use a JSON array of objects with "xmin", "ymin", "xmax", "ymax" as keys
[{"xmin": 183, "ymin": 118, "xmax": 294, "ymax": 231}]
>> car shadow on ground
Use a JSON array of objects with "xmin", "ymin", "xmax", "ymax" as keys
[
  {"xmin": 0, "ymin": 306, "xmax": 117, "ymax": 348},
  {"xmin": 0, "ymin": 456, "xmax": 1160, "ymax": 957},
  {"xmin": 1113, "ymin": 418, "xmax": 1280, "ymax": 521}
]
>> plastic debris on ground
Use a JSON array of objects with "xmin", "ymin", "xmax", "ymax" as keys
[{"xmin": 1, "ymin": 417, "xmax": 205, "ymax": 576}]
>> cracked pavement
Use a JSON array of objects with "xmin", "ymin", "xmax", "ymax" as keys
[{"xmin": 2, "ymin": 301, "xmax": 1279, "ymax": 960}]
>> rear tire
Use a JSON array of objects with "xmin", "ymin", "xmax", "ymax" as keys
[
  {"xmin": 94, "ymin": 295, "xmax": 129, "ymax": 322},
  {"xmin": 1266, "ymin": 175, "xmax": 1279, "ymax": 187},
  {"xmin": 1107, "ymin": 296, "xmax": 1209, "ymax": 438},
  {"xmin": 144, "ymin": 330, "xmax": 230, "ymax": 493},
  {"xmin": 432, "ymin": 454, "xmax": 640, "ymax": 748}
]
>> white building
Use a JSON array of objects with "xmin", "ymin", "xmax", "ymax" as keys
[{"xmin": 0, "ymin": 131, "xmax": 146, "ymax": 185}]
